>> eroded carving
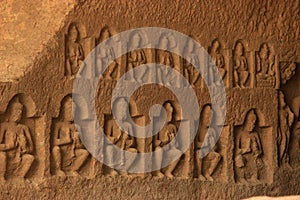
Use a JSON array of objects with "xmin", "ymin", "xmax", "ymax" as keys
[
  {"xmin": 153, "ymin": 102, "xmax": 181, "ymax": 178},
  {"xmin": 105, "ymin": 98, "xmax": 137, "ymax": 176},
  {"xmin": 280, "ymin": 62, "xmax": 296, "ymax": 85},
  {"xmin": 156, "ymin": 33, "xmax": 178, "ymax": 86},
  {"xmin": 194, "ymin": 105, "xmax": 221, "ymax": 181},
  {"xmin": 234, "ymin": 109, "xmax": 263, "ymax": 184},
  {"xmin": 255, "ymin": 43, "xmax": 277, "ymax": 88},
  {"xmin": 65, "ymin": 23, "xmax": 85, "ymax": 77},
  {"xmin": 0, "ymin": 98, "xmax": 34, "ymax": 181},
  {"xmin": 96, "ymin": 26, "xmax": 119, "ymax": 80},
  {"xmin": 52, "ymin": 96, "xmax": 89, "ymax": 177},
  {"xmin": 289, "ymin": 83, "xmax": 300, "ymax": 167},
  {"xmin": 233, "ymin": 40, "xmax": 249, "ymax": 88},
  {"xmin": 209, "ymin": 39, "xmax": 226, "ymax": 86},
  {"xmin": 182, "ymin": 36, "xmax": 201, "ymax": 87},
  {"xmin": 277, "ymin": 92, "xmax": 294, "ymax": 166},
  {"xmin": 126, "ymin": 31, "xmax": 147, "ymax": 82}
]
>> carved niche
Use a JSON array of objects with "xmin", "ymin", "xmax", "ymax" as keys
[
  {"xmin": 65, "ymin": 22, "xmax": 94, "ymax": 78},
  {"xmin": 0, "ymin": 94, "xmax": 42, "ymax": 181},
  {"xmin": 255, "ymin": 43, "xmax": 280, "ymax": 88},
  {"xmin": 102, "ymin": 97, "xmax": 141, "ymax": 176},
  {"xmin": 95, "ymin": 26, "xmax": 120, "ymax": 80},
  {"xmin": 194, "ymin": 104, "xmax": 222, "ymax": 181},
  {"xmin": 51, "ymin": 95, "xmax": 89, "ymax": 177},
  {"xmin": 234, "ymin": 109, "xmax": 274, "ymax": 184}
]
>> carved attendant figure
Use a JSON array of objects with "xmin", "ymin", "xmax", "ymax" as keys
[
  {"xmin": 278, "ymin": 92, "xmax": 294, "ymax": 166},
  {"xmin": 235, "ymin": 109, "xmax": 262, "ymax": 184},
  {"xmin": 52, "ymin": 97, "xmax": 89, "ymax": 176},
  {"xmin": 105, "ymin": 98, "xmax": 137, "ymax": 176},
  {"xmin": 66, "ymin": 25, "xmax": 84, "ymax": 77},
  {"xmin": 157, "ymin": 33, "xmax": 175, "ymax": 86},
  {"xmin": 233, "ymin": 41, "xmax": 249, "ymax": 88},
  {"xmin": 209, "ymin": 39, "xmax": 226, "ymax": 85},
  {"xmin": 96, "ymin": 26, "xmax": 119, "ymax": 79},
  {"xmin": 183, "ymin": 37, "xmax": 200, "ymax": 87},
  {"xmin": 0, "ymin": 101, "xmax": 34, "ymax": 181},
  {"xmin": 194, "ymin": 105, "xmax": 221, "ymax": 181},
  {"xmin": 256, "ymin": 43, "xmax": 275, "ymax": 79},
  {"xmin": 127, "ymin": 31, "xmax": 147, "ymax": 82},
  {"xmin": 153, "ymin": 102, "xmax": 181, "ymax": 178}
]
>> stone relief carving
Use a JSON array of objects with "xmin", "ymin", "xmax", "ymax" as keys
[
  {"xmin": 277, "ymin": 91, "xmax": 294, "ymax": 167},
  {"xmin": 65, "ymin": 23, "xmax": 85, "ymax": 78},
  {"xmin": 233, "ymin": 40, "xmax": 249, "ymax": 88},
  {"xmin": 182, "ymin": 36, "xmax": 201, "ymax": 88},
  {"xmin": 208, "ymin": 39, "xmax": 226, "ymax": 86},
  {"xmin": 156, "ymin": 33, "xmax": 179, "ymax": 86},
  {"xmin": 104, "ymin": 97, "xmax": 138, "ymax": 176},
  {"xmin": 2, "ymin": 0, "xmax": 300, "ymax": 197},
  {"xmin": 234, "ymin": 109, "xmax": 263, "ymax": 184},
  {"xmin": 279, "ymin": 62, "xmax": 296, "ymax": 85},
  {"xmin": 153, "ymin": 102, "xmax": 181, "ymax": 178},
  {"xmin": 126, "ymin": 31, "xmax": 147, "ymax": 82},
  {"xmin": 96, "ymin": 26, "xmax": 119, "ymax": 80},
  {"xmin": 289, "ymin": 95, "xmax": 300, "ymax": 167},
  {"xmin": 194, "ymin": 104, "xmax": 221, "ymax": 181},
  {"xmin": 255, "ymin": 43, "xmax": 279, "ymax": 88},
  {"xmin": 51, "ymin": 95, "xmax": 89, "ymax": 177},
  {"xmin": 0, "ymin": 97, "xmax": 35, "ymax": 181},
  {"xmin": 65, "ymin": 25, "xmax": 298, "ymax": 182},
  {"xmin": 0, "ymin": 22, "xmax": 296, "ymax": 186}
]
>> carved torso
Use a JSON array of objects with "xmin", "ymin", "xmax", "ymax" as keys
[
  {"xmin": 128, "ymin": 49, "xmax": 146, "ymax": 67},
  {"xmin": 158, "ymin": 50, "xmax": 174, "ymax": 68},
  {"xmin": 234, "ymin": 56, "xmax": 248, "ymax": 71}
]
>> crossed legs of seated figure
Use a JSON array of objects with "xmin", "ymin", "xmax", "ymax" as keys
[
  {"xmin": 0, "ymin": 152, "xmax": 34, "ymax": 181},
  {"xmin": 53, "ymin": 146, "xmax": 89, "ymax": 176},
  {"xmin": 236, "ymin": 154, "xmax": 260, "ymax": 184}
]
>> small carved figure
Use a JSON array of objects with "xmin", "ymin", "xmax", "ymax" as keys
[
  {"xmin": 256, "ymin": 43, "xmax": 276, "ymax": 87},
  {"xmin": 126, "ymin": 31, "xmax": 147, "ymax": 82},
  {"xmin": 194, "ymin": 105, "xmax": 221, "ymax": 181},
  {"xmin": 96, "ymin": 26, "xmax": 119, "ymax": 79},
  {"xmin": 66, "ymin": 24, "xmax": 84, "ymax": 77},
  {"xmin": 183, "ymin": 37, "xmax": 200, "ymax": 87},
  {"xmin": 235, "ymin": 109, "xmax": 262, "ymax": 184},
  {"xmin": 277, "ymin": 92, "xmax": 294, "ymax": 166},
  {"xmin": 0, "ymin": 100, "xmax": 34, "ymax": 181},
  {"xmin": 153, "ymin": 102, "xmax": 181, "ymax": 178},
  {"xmin": 52, "ymin": 96, "xmax": 89, "ymax": 177},
  {"xmin": 105, "ymin": 98, "xmax": 137, "ymax": 176},
  {"xmin": 233, "ymin": 41, "xmax": 249, "ymax": 88},
  {"xmin": 157, "ymin": 33, "xmax": 176, "ymax": 86},
  {"xmin": 256, "ymin": 43, "xmax": 274, "ymax": 78},
  {"xmin": 209, "ymin": 39, "xmax": 226, "ymax": 85}
]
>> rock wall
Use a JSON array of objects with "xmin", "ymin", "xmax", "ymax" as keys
[{"xmin": 0, "ymin": 1, "xmax": 299, "ymax": 199}]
